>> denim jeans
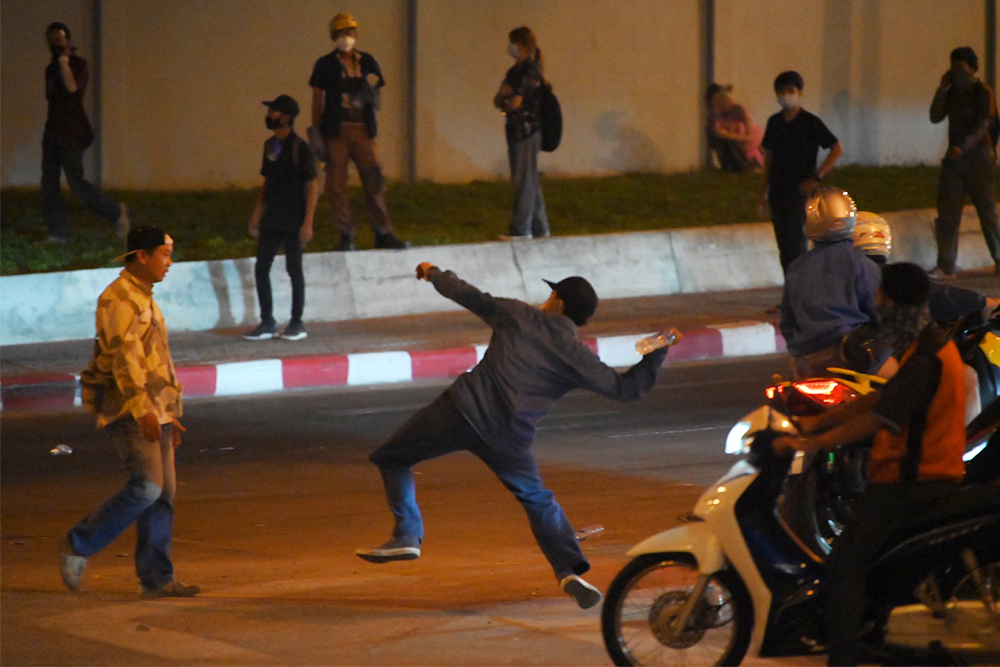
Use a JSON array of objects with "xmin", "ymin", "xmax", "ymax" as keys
[
  {"xmin": 369, "ymin": 391, "xmax": 588, "ymax": 580},
  {"xmin": 66, "ymin": 418, "xmax": 177, "ymax": 589},
  {"xmin": 41, "ymin": 144, "xmax": 121, "ymax": 241},
  {"xmin": 507, "ymin": 131, "xmax": 550, "ymax": 237}
]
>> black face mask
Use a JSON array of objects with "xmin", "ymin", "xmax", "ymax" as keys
[{"xmin": 265, "ymin": 116, "xmax": 285, "ymax": 130}]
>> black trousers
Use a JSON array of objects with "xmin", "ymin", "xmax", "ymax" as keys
[
  {"xmin": 41, "ymin": 144, "xmax": 120, "ymax": 240},
  {"xmin": 935, "ymin": 148, "xmax": 1000, "ymax": 273},
  {"xmin": 254, "ymin": 228, "xmax": 304, "ymax": 325},
  {"xmin": 824, "ymin": 481, "xmax": 958, "ymax": 666},
  {"xmin": 769, "ymin": 190, "xmax": 809, "ymax": 274}
]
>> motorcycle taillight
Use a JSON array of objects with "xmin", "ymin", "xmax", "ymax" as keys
[{"xmin": 768, "ymin": 380, "xmax": 858, "ymax": 416}]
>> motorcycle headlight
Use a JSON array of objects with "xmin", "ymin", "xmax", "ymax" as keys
[{"xmin": 726, "ymin": 421, "xmax": 752, "ymax": 455}]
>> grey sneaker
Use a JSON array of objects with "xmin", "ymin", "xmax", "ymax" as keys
[
  {"xmin": 356, "ymin": 537, "xmax": 421, "ymax": 563},
  {"xmin": 59, "ymin": 534, "xmax": 87, "ymax": 592},
  {"xmin": 560, "ymin": 574, "xmax": 602, "ymax": 609},
  {"xmin": 117, "ymin": 203, "xmax": 130, "ymax": 240},
  {"xmin": 140, "ymin": 580, "xmax": 201, "ymax": 599},
  {"xmin": 281, "ymin": 321, "xmax": 307, "ymax": 341},
  {"xmin": 243, "ymin": 322, "xmax": 278, "ymax": 340}
]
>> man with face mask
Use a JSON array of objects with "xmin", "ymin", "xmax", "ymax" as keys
[
  {"xmin": 928, "ymin": 47, "xmax": 1000, "ymax": 279},
  {"xmin": 758, "ymin": 70, "xmax": 843, "ymax": 275},
  {"xmin": 41, "ymin": 22, "xmax": 129, "ymax": 244},
  {"xmin": 244, "ymin": 95, "xmax": 318, "ymax": 342},
  {"xmin": 308, "ymin": 12, "xmax": 408, "ymax": 251}
]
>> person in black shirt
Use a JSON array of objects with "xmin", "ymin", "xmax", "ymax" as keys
[
  {"xmin": 928, "ymin": 46, "xmax": 1000, "ymax": 278},
  {"xmin": 244, "ymin": 95, "xmax": 318, "ymax": 342},
  {"xmin": 41, "ymin": 22, "xmax": 128, "ymax": 244},
  {"xmin": 356, "ymin": 264, "xmax": 678, "ymax": 610},
  {"xmin": 758, "ymin": 71, "xmax": 843, "ymax": 274},
  {"xmin": 308, "ymin": 12, "xmax": 408, "ymax": 252}
]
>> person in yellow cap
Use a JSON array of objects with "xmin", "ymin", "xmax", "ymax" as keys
[{"xmin": 308, "ymin": 12, "xmax": 409, "ymax": 251}]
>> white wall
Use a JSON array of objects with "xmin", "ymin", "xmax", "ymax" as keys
[{"xmin": 0, "ymin": 0, "xmax": 993, "ymax": 188}]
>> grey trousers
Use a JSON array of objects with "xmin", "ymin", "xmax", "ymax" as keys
[
  {"xmin": 507, "ymin": 131, "xmax": 550, "ymax": 237},
  {"xmin": 935, "ymin": 147, "xmax": 1000, "ymax": 273}
]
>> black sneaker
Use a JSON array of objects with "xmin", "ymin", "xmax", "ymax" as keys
[
  {"xmin": 560, "ymin": 575, "xmax": 603, "ymax": 609},
  {"xmin": 243, "ymin": 322, "xmax": 278, "ymax": 340},
  {"xmin": 282, "ymin": 321, "xmax": 307, "ymax": 341},
  {"xmin": 335, "ymin": 234, "xmax": 355, "ymax": 252},
  {"xmin": 374, "ymin": 232, "xmax": 410, "ymax": 250}
]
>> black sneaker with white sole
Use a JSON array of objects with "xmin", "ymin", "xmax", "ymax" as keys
[
  {"xmin": 281, "ymin": 321, "xmax": 307, "ymax": 341},
  {"xmin": 560, "ymin": 574, "xmax": 603, "ymax": 609},
  {"xmin": 243, "ymin": 322, "xmax": 278, "ymax": 340}
]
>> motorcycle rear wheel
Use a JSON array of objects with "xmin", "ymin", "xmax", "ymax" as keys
[{"xmin": 601, "ymin": 553, "xmax": 753, "ymax": 666}]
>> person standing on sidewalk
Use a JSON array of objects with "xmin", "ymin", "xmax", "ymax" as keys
[
  {"xmin": 928, "ymin": 46, "xmax": 1000, "ymax": 279},
  {"xmin": 758, "ymin": 70, "xmax": 843, "ymax": 274},
  {"xmin": 494, "ymin": 26, "xmax": 550, "ymax": 240},
  {"xmin": 41, "ymin": 22, "xmax": 128, "ymax": 245},
  {"xmin": 64, "ymin": 226, "xmax": 199, "ymax": 599},
  {"xmin": 357, "ymin": 263, "xmax": 679, "ymax": 609},
  {"xmin": 244, "ymin": 95, "xmax": 318, "ymax": 342},
  {"xmin": 308, "ymin": 12, "xmax": 408, "ymax": 252}
]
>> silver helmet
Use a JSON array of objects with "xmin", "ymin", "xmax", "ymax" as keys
[{"xmin": 805, "ymin": 187, "xmax": 857, "ymax": 242}]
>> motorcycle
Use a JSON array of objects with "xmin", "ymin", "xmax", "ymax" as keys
[{"xmin": 601, "ymin": 405, "xmax": 1000, "ymax": 666}]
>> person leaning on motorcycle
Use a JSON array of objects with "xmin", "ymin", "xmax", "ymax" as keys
[
  {"xmin": 774, "ymin": 262, "xmax": 967, "ymax": 667},
  {"xmin": 779, "ymin": 188, "xmax": 881, "ymax": 380}
]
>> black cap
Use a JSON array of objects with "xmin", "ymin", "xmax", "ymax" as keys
[
  {"xmin": 543, "ymin": 277, "xmax": 598, "ymax": 326},
  {"xmin": 114, "ymin": 226, "xmax": 172, "ymax": 262},
  {"xmin": 262, "ymin": 94, "xmax": 299, "ymax": 119}
]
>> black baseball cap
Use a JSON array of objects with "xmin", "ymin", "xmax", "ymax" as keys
[
  {"xmin": 262, "ymin": 94, "xmax": 299, "ymax": 119},
  {"xmin": 543, "ymin": 277, "xmax": 598, "ymax": 326},
  {"xmin": 114, "ymin": 226, "xmax": 173, "ymax": 262}
]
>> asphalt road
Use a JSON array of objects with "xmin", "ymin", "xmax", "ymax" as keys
[{"xmin": 0, "ymin": 355, "xmax": 859, "ymax": 665}]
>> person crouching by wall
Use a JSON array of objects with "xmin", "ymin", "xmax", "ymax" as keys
[
  {"xmin": 494, "ymin": 26, "xmax": 550, "ymax": 241},
  {"xmin": 705, "ymin": 83, "xmax": 764, "ymax": 172}
]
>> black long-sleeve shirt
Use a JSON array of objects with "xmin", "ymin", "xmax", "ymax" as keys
[{"xmin": 430, "ymin": 269, "xmax": 668, "ymax": 452}]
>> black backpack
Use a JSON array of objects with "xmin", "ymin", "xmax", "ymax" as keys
[{"xmin": 538, "ymin": 82, "xmax": 562, "ymax": 152}]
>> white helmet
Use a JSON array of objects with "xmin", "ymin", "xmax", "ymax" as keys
[
  {"xmin": 852, "ymin": 211, "xmax": 892, "ymax": 258},
  {"xmin": 805, "ymin": 187, "xmax": 857, "ymax": 242}
]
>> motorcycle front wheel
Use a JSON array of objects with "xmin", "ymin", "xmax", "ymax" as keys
[{"xmin": 601, "ymin": 553, "xmax": 753, "ymax": 666}]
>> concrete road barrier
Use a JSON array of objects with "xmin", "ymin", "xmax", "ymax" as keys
[{"xmin": 0, "ymin": 206, "xmax": 993, "ymax": 346}]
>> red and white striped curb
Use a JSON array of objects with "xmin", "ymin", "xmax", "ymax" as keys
[{"xmin": 0, "ymin": 322, "xmax": 785, "ymax": 412}]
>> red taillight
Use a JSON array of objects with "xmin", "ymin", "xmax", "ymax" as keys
[
  {"xmin": 792, "ymin": 380, "xmax": 857, "ymax": 405},
  {"xmin": 765, "ymin": 386, "xmax": 777, "ymax": 400}
]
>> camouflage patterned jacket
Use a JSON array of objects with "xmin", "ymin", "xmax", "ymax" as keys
[{"xmin": 80, "ymin": 270, "xmax": 183, "ymax": 427}]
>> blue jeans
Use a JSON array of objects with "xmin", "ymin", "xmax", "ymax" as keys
[
  {"xmin": 369, "ymin": 392, "xmax": 588, "ymax": 580},
  {"xmin": 41, "ymin": 144, "xmax": 121, "ymax": 241},
  {"xmin": 507, "ymin": 131, "xmax": 550, "ymax": 237},
  {"xmin": 66, "ymin": 418, "xmax": 177, "ymax": 589}
]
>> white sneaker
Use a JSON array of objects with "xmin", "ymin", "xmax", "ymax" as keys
[
  {"xmin": 59, "ymin": 534, "xmax": 87, "ymax": 592},
  {"xmin": 560, "ymin": 574, "xmax": 602, "ymax": 609}
]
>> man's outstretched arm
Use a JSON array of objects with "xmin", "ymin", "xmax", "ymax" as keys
[{"xmin": 416, "ymin": 262, "xmax": 497, "ymax": 324}]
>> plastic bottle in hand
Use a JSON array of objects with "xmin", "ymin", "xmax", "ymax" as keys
[{"xmin": 635, "ymin": 331, "xmax": 677, "ymax": 355}]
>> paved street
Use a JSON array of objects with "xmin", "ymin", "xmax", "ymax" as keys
[{"xmin": 2, "ymin": 355, "xmax": 829, "ymax": 666}]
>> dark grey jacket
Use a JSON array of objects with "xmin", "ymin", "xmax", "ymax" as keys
[{"xmin": 431, "ymin": 269, "xmax": 668, "ymax": 451}]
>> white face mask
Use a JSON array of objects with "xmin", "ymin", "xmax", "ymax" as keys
[
  {"xmin": 777, "ymin": 93, "xmax": 800, "ymax": 110},
  {"xmin": 336, "ymin": 35, "xmax": 356, "ymax": 52},
  {"xmin": 508, "ymin": 42, "xmax": 521, "ymax": 59}
]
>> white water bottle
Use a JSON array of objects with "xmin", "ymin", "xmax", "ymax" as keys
[{"xmin": 635, "ymin": 331, "xmax": 677, "ymax": 355}]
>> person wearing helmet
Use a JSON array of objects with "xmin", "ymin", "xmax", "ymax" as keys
[
  {"xmin": 928, "ymin": 46, "xmax": 1000, "ymax": 278},
  {"xmin": 308, "ymin": 13, "xmax": 409, "ymax": 251},
  {"xmin": 780, "ymin": 188, "xmax": 881, "ymax": 379},
  {"xmin": 758, "ymin": 71, "xmax": 843, "ymax": 274}
]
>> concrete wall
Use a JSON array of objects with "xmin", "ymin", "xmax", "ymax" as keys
[
  {"xmin": 2, "ymin": 206, "xmax": 994, "ymax": 346},
  {"xmin": 0, "ymin": 0, "xmax": 992, "ymax": 188}
]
